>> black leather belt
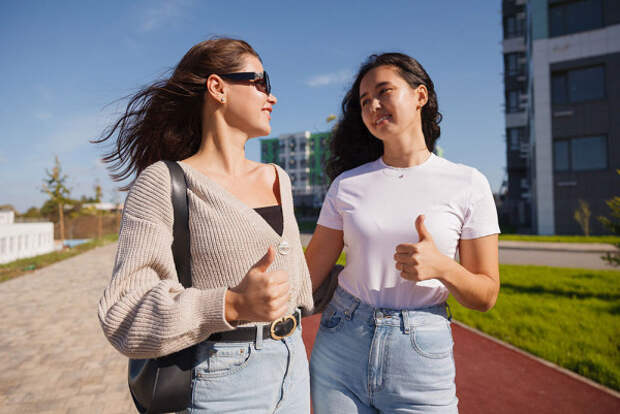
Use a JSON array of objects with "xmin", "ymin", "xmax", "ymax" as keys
[{"xmin": 208, "ymin": 311, "xmax": 300, "ymax": 342}]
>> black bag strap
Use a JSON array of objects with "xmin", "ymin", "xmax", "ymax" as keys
[{"xmin": 163, "ymin": 160, "xmax": 192, "ymax": 289}]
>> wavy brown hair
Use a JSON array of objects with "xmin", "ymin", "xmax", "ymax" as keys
[
  {"xmin": 93, "ymin": 37, "xmax": 260, "ymax": 190},
  {"xmin": 326, "ymin": 53, "xmax": 442, "ymax": 181}
]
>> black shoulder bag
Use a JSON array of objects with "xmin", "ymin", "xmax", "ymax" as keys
[{"xmin": 128, "ymin": 160, "xmax": 194, "ymax": 413}]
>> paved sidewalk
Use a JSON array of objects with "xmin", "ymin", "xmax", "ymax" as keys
[
  {"xmin": 0, "ymin": 243, "xmax": 618, "ymax": 413},
  {"xmin": 0, "ymin": 243, "xmax": 135, "ymax": 413}
]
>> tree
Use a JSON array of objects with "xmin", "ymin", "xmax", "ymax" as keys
[
  {"xmin": 597, "ymin": 170, "xmax": 620, "ymax": 266},
  {"xmin": 41, "ymin": 155, "xmax": 71, "ymax": 242},
  {"xmin": 573, "ymin": 199, "xmax": 591, "ymax": 237},
  {"xmin": 94, "ymin": 183, "xmax": 104, "ymax": 238},
  {"xmin": 21, "ymin": 207, "xmax": 42, "ymax": 218}
]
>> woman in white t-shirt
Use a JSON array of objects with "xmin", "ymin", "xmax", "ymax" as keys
[{"xmin": 306, "ymin": 53, "xmax": 500, "ymax": 413}]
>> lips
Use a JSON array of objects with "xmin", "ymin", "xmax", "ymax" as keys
[
  {"xmin": 263, "ymin": 107, "xmax": 272, "ymax": 119},
  {"xmin": 375, "ymin": 114, "xmax": 391, "ymax": 126}
]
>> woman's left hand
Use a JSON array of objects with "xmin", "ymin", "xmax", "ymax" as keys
[{"xmin": 394, "ymin": 215, "xmax": 449, "ymax": 282}]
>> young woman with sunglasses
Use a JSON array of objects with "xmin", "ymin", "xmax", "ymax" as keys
[
  {"xmin": 305, "ymin": 53, "xmax": 500, "ymax": 413},
  {"xmin": 96, "ymin": 38, "xmax": 313, "ymax": 413}
]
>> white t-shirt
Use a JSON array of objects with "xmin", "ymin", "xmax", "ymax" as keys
[{"xmin": 317, "ymin": 153, "xmax": 500, "ymax": 309}]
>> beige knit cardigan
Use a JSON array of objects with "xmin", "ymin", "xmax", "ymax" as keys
[{"xmin": 98, "ymin": 161, "xmax": 314, "ymax": 359}]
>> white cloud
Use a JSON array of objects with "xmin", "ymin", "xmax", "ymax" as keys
[
  {"xmin": 306, "ymin": 69, "xmax": 354, "ymax": 87},
  {"xmin": 139, "ymin": 0, "xmax": 192, "ymax": 33}
]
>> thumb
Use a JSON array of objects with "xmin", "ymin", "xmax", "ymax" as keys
[
  {"xmin": 415, "ymin": 215, "xmax": 432, "ymax": 241},
  {"xmin": 253, "ymin": 246, "xmax": 275, "ymax": 273}
]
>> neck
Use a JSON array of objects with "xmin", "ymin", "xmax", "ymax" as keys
[
  {"xmin": 381, "ymin": 126, "xmax": 430, "ymax": 168},
  {"xmin": 185, "ymin": 113, "xmax": 250, "ymax": 177}
]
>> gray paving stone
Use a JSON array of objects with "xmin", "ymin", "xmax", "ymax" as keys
[{"xmin": 0, "ymin": 243, "xmax": 134, "ymax": 413}]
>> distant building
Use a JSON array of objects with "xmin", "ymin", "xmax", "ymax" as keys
[
  {"xmin": 501, "ymin": 0, "xmax": 620, "ymax": 234},
  {"xmin": 261, "ymin": 131, "xmax": 331, "ymax": 211},
  {"xmin": 0, "ymin": 211, "xmax": 54, "ymax": 264}
]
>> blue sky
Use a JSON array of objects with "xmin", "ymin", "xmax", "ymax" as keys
[{"xmin": 0, "ymin": 0, "xmax": 506, "ymax": 212}]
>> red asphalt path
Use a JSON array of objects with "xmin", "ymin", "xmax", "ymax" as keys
[{"xmin": 301, "ymin": 314, "xmax": 620, "ymax": 414}]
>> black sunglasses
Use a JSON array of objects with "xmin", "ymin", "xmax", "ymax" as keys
[{"xmin": 215, "ymin": 71, "xmax": 271, "ymax": 96}]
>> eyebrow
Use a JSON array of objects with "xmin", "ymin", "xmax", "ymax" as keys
[{"xmin": 359, "ymin": 81, "xmax": 391, "ymax": 101}]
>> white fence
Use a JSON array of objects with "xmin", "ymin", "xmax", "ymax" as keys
[{"xmin": 0, "ymin": 223, "xmax": 55, "ymax": 264}]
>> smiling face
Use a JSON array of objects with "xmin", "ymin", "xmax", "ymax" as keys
[
  {"xmin": 220, "ymin": 54, "xmax": 277, "ymax": 138},
  {"xmin": 359, "ymin": 65, "xmax": 427, "ymax": 143}
]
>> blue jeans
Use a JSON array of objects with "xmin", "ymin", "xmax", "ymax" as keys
[
  {"xmin": 310, "ymin": 286, "xmax": 458, "ymax": 413},
  {"xmin": 185, "ymin": 321, "xmax": 310, "ymax": 413}
]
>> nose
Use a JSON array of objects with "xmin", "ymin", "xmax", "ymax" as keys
[
  {"xmin": 268, "ymin": 93, "xmax": 277, "ymax": 105},
  {"xmin": 370, "ymin": 97, "xmax": 381, "ymax": 112}
]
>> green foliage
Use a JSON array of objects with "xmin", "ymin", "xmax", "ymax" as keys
[
  {"xmin": 573, "ymin": 199, "xmax": 591, "ymax": 236},
  {"xmin": 597, "ymin": 170, "xmax": 620, "ymax": 266},
  {"xmin": 41, "ymin": 155, "xmax": 71, "ymax": 205},
  {"xmin": 448, "ymin": 264, "xmax": 620, "ymax": 390},
  {"xmin": 21, "ymin": 207, "xmax": 42, "ymax": 218}
]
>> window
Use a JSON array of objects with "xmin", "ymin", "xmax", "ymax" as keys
[
  {"xmin": 288, "ymin": 159, "xmax": 297, "ymax": 168},
  {"xmin": 554, "ymin": 140, "xmax": 570, "ymax": 171},
  {"xmin": 572, "ymin": 136, "xmax": 607, "ymax": 171},
  {"xmin": 549, "ymin": 0, "xmax": 603, "ymax": 37},
  {"xmin": 505, "ymin": 53, "xmax": 524, "ymax": 76},
  {"xmin": 300, "ymin": 159, "xmax": 307, "ymax": 168},
  {"xmin": 553, "ymin": 136, "xmax": 607, "ymax": 172},
  {"xmin": 506, "ymin": 90, "xmax": 521, "ymax": 113},
  {"xmin": 551, "ymin": 65, "xmax": 605, "ymax": 104},
  {"xmin": 503, "ymin": 15, "xmax": 524, "ymax": 38},
  {"xmin": 508, "ymin": 128, "xmax": 522, "ymax": 151}
]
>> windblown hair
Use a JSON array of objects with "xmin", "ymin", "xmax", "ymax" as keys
[
  {"xmin": 326, "ymin": 53, "xmax": 442, "ymax": 181},
  {"xmin": 93, "ymin": 37, "xmax": 259, "ymax": 190}
]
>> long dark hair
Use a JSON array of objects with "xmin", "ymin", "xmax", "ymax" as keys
[
  {"xmin": 93, "ymin": 37, "xmax": 260, "ymax": 190},
  {"xmin": 326, "ymin": 53, "xmax": 442, "ymax": 181}
]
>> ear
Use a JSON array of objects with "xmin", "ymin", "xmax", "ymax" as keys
[
  {"xmin": 205, "ymin": 74, "xmax": 225, "ymax": 103},
  {"xmin": 416, "ymin": 84, "xmax": 428, "ymax": 108}
]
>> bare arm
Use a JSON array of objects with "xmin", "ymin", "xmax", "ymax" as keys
[
  {"xmin": 395, "ymin": 216, "xmax": 499, "ymax": 312},
  {"xmin": 441, "ymin": 234, "xmax": 499, "ymax": 311},
  {"xmin": 304, "ymin": 224, "xmax": 344, "ymax": 292}
]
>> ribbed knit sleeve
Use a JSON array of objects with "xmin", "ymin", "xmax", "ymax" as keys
[{"xmin": 97, "ymin": 162, "xmax": 234, "ymax": 359}]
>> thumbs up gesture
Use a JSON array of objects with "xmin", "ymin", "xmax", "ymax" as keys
[
  {"xmin": 394, "ymin": 215, "xmax": 447, "ymax": 282},
  {"xmin": 227, "ymin": 247, "xmax": 290, "ymax": 322}
]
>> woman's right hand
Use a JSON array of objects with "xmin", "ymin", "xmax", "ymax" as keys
[{"xmin": 225, "ymin": 247, "xmax": 290, "ymax": 322}]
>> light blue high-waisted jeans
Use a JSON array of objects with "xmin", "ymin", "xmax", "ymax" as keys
[
  {"xmin": 310, "ymin": 286, "xmax": 458, "ymax": 413},
  {"xmin": 184, "ymin": 319, "xmax": 310, "ymax": 413}
]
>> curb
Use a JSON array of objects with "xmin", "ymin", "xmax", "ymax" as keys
[{"xmin": 452, "ymin": 320, "xmax": 620, "ymax": 399}]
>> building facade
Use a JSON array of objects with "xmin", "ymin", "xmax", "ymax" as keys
[
  {"xmin": 260, "ymin": 131, "xmax": 331, "ymax": 211},
  {"xmin": 0, "ymin": 211, "xmax": 54, "ymax": 264},
  {"xmin": 502, "ymin": 0, "xmax": 620, "ymax": 234}
]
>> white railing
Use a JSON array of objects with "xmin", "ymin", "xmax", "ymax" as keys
[{"xmin": 0, "ymin": 223, "xmax": 55, "ymax": 264}]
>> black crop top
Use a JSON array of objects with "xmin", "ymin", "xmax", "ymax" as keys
[{"xmin": 253, "ymin": 205, "xmax": 283, "ymax": 236}]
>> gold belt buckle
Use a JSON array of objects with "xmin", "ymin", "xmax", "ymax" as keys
[{"xmin": 270, "ymin": 314, "xmax": 297, "ymax": 340}]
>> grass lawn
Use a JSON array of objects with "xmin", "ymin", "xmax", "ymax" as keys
[
  {"xmin": 0, "ymin": 233, "xmax": 119, "ymax": 283},
  {"xmin": 448, "ymin": 264, "xmax": 620, "ymax": 391},
  {"xmin": 498, "ymin": 234, "xmax": 620, "ymax": 244}
]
